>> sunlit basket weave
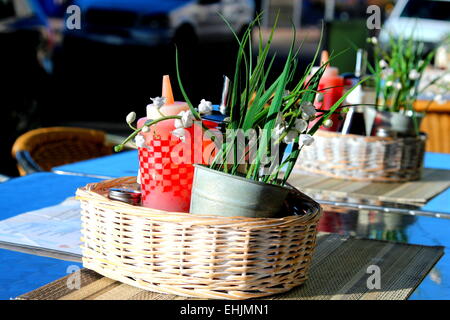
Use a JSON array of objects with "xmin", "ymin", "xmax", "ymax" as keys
[
  {"xmin": 296, "ymin": 130, "xmax": 427, "ymax": 182},
  {"xmin": 76, "ymin": 177, "xmax": 322, "ymax": 300}
]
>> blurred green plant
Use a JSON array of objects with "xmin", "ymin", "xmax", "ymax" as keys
[{"xmin": 367, "ymin": 33, "xmax": 446, "ymax": 135}]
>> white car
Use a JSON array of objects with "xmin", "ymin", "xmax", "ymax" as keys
[
  {"xmin": 65, "ymin": 0, "xmax": 255, "ymax": 46},
  {"xmin": 380, "ymin": 0, "xmax": 450, "ymax": 49}
]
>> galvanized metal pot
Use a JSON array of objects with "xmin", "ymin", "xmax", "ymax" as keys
[
  {"xmin": 364, "ymin": 107, "xmax": 425, "ymax": 136},
  {"xmin": 189, "ymin": 165, "xmax": 292, "ymax": 218}
]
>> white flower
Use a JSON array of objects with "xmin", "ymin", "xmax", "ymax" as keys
[
  {"xmin": 126, "ymin": 111, "xmax": 136, "ymax": 124},
  {"xmin": 274, "ymin": 123, "xmax": 286, "ymax": 136},
  {"xmin": 379, "ymin": 60, "xmax": 388, "ymax": 69},
  {"xmin": 172, "ymin": 128, "xmax": 186, "ymax": 142},
  {"xmin": 443, "ymin": 73, "xmax": 450, "ymax": 83},
  {"xmin": 174, "ymin": 110, "xmax": 194, "ymax": 129},
  {"xmin": 275, "ymin": 119, "xmax": 307, "ymax": 143},
  {"xmin": 141, "ymin": 126, "xmax": 150, "ymax": 133},
  {"xmin": 150, "ymin": 96, "xmax": 166, "ymax": 108},
  {"xmin": 385, "ymin": 80, "xmax": 393, "ymax": 87},
  {"xmin": 299, "ymin": 134, "xmax": 314, "ymax": 146},
  {"xmin": 259, "ymin": 166, "xmax": 269, "ymax": 177},
  {"xmin": 301, "ymin": 102, "xmax": 316, "ymax": 120},
  {"xmin": 409, "ymin": 69, "xmax": 420, "ymax": 80},
  {"xmin": 181, "ymin": 110, "xmax": 194, "ymax": 127},
  {"xmin": 315, "ymin": 93, "xmax": 324, "ymax": 103},
  {"xmin": 394, "ymin": 82, "xmax": 402, "ymax": 90},
  {"xmin": 322, "ymin": 119, "xmax": 333, "ymax": 128},
  {"xmin": 381, "ymin": 68, "xmax": 394, "ymax": 79},
  {"xmin": 434, "ymin": 94, "xmax": 445, "ymax": 105},
  {"xmin": 367, "ymin": 36, "xmax": 378, "ymax": 44},
  {"xmin": 294, "ymin": 119, "xmax": 308, "ymax": 133},
  {"xmin": 302, "ymin": 113, "xmax": 316, "ymax": 121},
  {"xmin": 198, "ymin": 99, "xmax": 213, "ymax": 115},
  {"xmin": 135, "ymin": 134, "xmax": 146, "ymax": 148},
  {"xmin": 283, "ymin": 130, "xmax": 298, "ymax": 144}
]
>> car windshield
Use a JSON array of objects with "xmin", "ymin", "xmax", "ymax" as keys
[{"xmin": 400, "ymin": 0, "xmax": 450, "ymax": 21}]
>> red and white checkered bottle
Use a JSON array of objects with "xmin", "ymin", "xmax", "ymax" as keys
[{"xmin": 136, "ymin": 75, "xmax": 215, "ymax": 212}]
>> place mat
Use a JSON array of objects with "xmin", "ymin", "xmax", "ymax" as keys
[
  {"xmin": 17, "ymin": 233, "xmax": 443, "ymax": 300},
  {"xmin": 288, "ymin": 168, "xmax": 450, "ymax": 205}
]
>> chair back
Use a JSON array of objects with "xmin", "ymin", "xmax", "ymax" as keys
[{"xmin": 12, "ymin": 127, "xmax": 113, "ymax": 175}]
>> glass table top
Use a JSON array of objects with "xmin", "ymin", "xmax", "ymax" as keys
[{"xmin": 320, "ymin": 204, "xmax": 450, "ymax": 299}]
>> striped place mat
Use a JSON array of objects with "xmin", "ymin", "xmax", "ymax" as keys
[
  {"xmin": 17, "ymin": 234, "xmax": 443, "ymax": 300},
  {"xmin": 288, "ymin": 168, "xmax": 450, "ymax": 205}
]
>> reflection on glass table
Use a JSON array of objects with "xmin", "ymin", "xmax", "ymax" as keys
[
  {"xmin": 320, "ymin": 204, "xmax": 450, "ymax": 299},
  {"xmin": 294, "ymin": 152, "xmax": 450, "ymax": 219}
]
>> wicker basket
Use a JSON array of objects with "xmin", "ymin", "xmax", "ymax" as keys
[
  {"xmin": 296, "ymin": 130, "xmax": 427, "ymax": 182},
  {"xmin": 76, "ymin": 177, "xmax": 322, "ymax": 300}
]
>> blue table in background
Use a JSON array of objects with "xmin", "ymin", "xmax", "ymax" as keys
[
  {"xmin": 0, "ymin": 173, "xmax": 100, "ymax": 300},
  {"xmin": 53, "ymin": 150, "xmax": 450, "ymax": 178},
  {"xmin": 53, "ymin": 150, "xmax": 139, "ymax": 179}
]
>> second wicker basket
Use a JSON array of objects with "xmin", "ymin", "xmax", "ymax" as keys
[{"xmin": 296, "ymin": 130, "xmax": 426, "ymax": 182}]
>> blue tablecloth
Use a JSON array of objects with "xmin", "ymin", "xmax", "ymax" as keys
[
  {"xmin": 0, "ymin": 173, "xmax": 100, "ymax": 300},
  {"xmin": 424, "ymin": 152, "xmax": 450, "ymax": 170},
  {"xmin": 53, "ymin": 150, "xmax": 139, "ymax": 179}
]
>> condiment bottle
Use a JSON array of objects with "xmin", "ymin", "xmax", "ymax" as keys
[
  {"xmin": 309, "ymin": 51, "xmax": 345, "ymax": 132},
  {"xmin": 136, "ymin": 75, "xmax": 200, "ymax": 212}
]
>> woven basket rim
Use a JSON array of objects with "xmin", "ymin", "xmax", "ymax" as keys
[{"xmin": 76, "ymin": 176, "xmax": 322, "ymax": 226}]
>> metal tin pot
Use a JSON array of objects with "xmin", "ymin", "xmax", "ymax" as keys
[
  {"xmin": 364, "ymin": 107, "xmax": 425, "ymax": 136},
  {"xmin": 189, "ymin": 165, "xmax": 292, "ymax": 218}
]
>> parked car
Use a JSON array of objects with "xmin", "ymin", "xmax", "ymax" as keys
[
  {"xmin": 380, "ymin": 0, "xmax": 450, "ymax": 49},
  {"xmin": 64, "ymin": 0, "xmax": 255, "ymax": 46}
]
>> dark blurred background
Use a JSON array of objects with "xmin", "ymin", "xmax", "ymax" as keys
[{"xmin": 2, "ymin": 0, "xmax": 436, "ymax": 176}]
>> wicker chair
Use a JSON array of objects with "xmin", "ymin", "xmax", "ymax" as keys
[{"xmin": 12, "ymin": 127, "xmax": 114, "ymax": 176}]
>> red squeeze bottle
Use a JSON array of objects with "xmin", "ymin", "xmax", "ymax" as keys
[
  {"xmin": 308, "ymin": 51, "xmax": 344, "ymax": 132},
  {"xmin": 136, "ymin": 75, "xmax": 216, "ymax": 212}
]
